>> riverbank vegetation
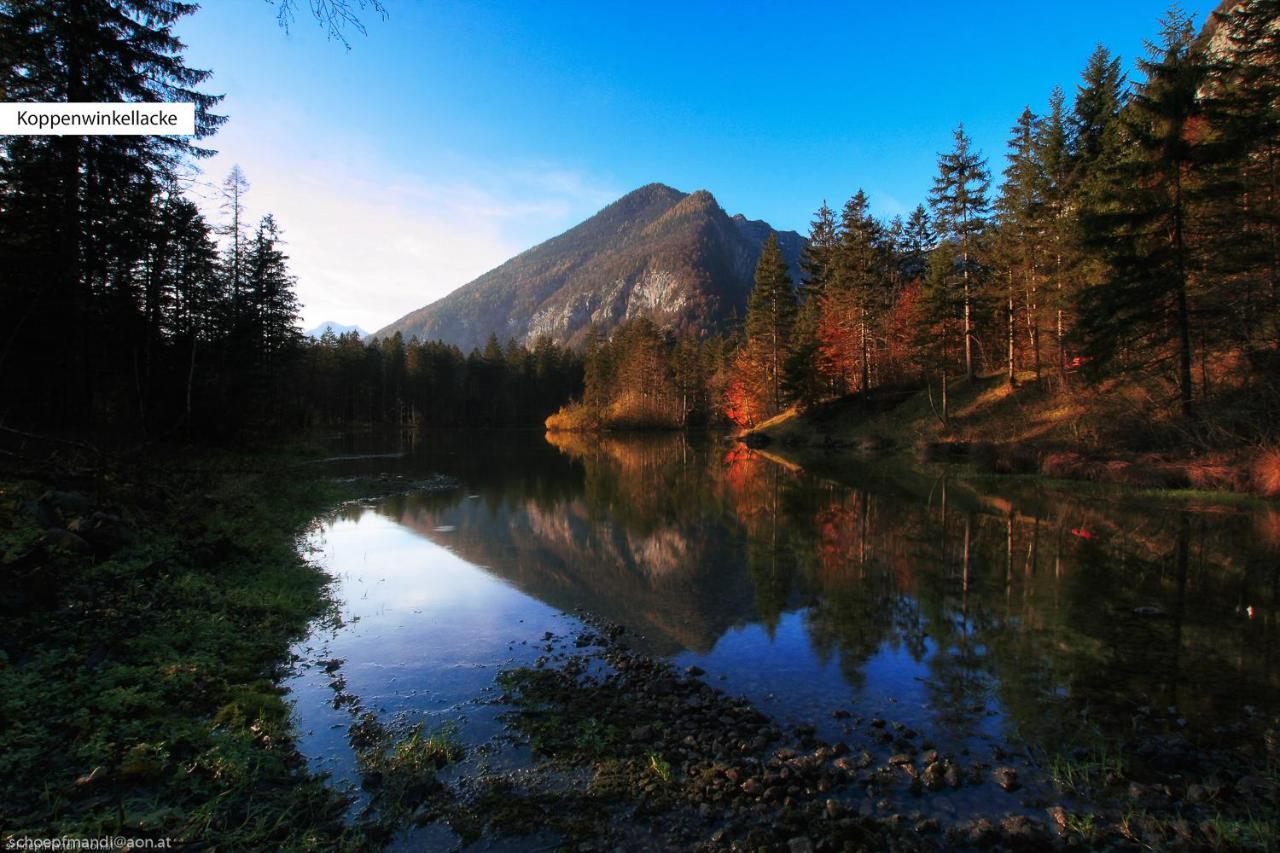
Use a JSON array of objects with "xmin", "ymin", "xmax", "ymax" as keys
[{"xmin": 0, "ymin": 449, "xmax": 356, "ymax": 847}]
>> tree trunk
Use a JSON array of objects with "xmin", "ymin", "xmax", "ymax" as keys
[
  {"xmin": 963, "ymin": 260, "xmax": 974, "ymax": 381},
  {"xmin": 1007, "ymin": 274, "xmax": 1016, "ymax": 386},
  {"xmin": 1173, "ymin": 170, "xmax": 1194, "ymax": 419}
]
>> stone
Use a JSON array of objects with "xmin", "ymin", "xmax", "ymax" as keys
[
  {"xmin": 1000, "ymin": 814, "xmax": 1048, "ymax": 848},
  {"xmin": 944, "ymin": 764, "xmax": 962, "ymax": 788},
  {"xmin": 42, "ymin": 529, "xmax": 93, "ymax": 556},
  {"xmin": 968, "ymin": 818, "xmax": 1000, "ymax": 847},
  {"xmin": 992, "ymin": 766, "xmax": 1020, "ymax": 791},
  {"xmin": 922, "ymin": 761, "xmax": 945, "ymax": 790},
  {"xmin": 914, "ymin": 818, "xmax": 941, "ymax": 834}
]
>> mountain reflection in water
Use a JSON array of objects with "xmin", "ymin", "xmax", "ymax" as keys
[{"xmin": 303, "ymin": 429, "xmax": 1280, "ymax": 778}]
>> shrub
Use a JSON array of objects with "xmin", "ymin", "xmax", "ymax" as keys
[{"xmin": 1251, "ymin": 447, "xmax": 1280, "ymax": 497}]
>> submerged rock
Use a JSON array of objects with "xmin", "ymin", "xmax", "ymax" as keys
[{"xmin": 992, "ymin": 766, "xmax": 1020, "ymax": 792}]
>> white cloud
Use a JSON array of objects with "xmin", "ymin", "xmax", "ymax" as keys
[{"xmin": 185, "ymin": 123, "xmax": 619, "ymax": 332}]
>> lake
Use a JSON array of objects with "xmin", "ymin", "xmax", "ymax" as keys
[{"xmin": 286, "ymin": 430, "xmax": 1280, "ymax": 849}]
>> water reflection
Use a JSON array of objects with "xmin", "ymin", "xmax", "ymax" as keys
[{"xmin": 298, "ymin": 429, "xmax": 1280, "ymax": 785}]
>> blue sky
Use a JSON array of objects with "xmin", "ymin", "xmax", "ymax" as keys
[{"xmin": 177, "ymin": 0, "xmax": 1217, "ymax": 331}]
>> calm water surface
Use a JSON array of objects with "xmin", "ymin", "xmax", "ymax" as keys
[{"xmin": 286, "ymin": 430, "xmax": 1280, "ymax": 830}]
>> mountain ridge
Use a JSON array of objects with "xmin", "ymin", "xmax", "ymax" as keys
[
  {"xmin": 305, "ymin": 320, "xmax": 368, "ymax": 339},
  {"xmin": 374, "ymin": 183, "xmax": 805, "ymax": 351}
]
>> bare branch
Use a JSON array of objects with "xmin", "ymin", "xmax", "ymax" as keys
[{"xmin": 270, "ymin": 0, "xmax": 388, "ymax": 49}]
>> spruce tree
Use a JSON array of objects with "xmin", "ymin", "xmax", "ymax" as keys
[
  {"xmin": 0, "ymin": 1, "xmax": 222, "ymax": 423},
  {"xmin": 1072, "ymin": 45, "xmax": 1126, "ymax": 176},
  {"xmin": 1076, "ymin": 8, "xmax": 1238, "ymax": 418},
  {"xmin": 995, "ymin": 107, "xmax": 1045, "ymax": 384},
  {"xmin": 1221, "ymin": 0, "xmax": 1280, "ymax": 351},
  {"xmin": 822, "ymin": 191, "xmax": 886, "ymax": 393},
  {"xmin": 744, "ymin": 234, "xmax": 798, "ymax": 415},
  {"xmin": 1037, "ymin": 86, "xmax": 1076, "ymax": 379},
  {"xmin": 245, "ymin": 214, "xmax": 300, "ymax": 366},
  {"xmin": 785, "ymin": 203, "xmax": 840, "ymax": 408},
  {"xmin": 899, "ymin": 205, "xmax": 935, "ymax": 283},
  {"xmin": 929, "ymin": 125, "xmax": 991, "ymax": 381}
]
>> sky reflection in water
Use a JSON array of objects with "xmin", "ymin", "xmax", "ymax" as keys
[{"xmin": 287, "ymin": 431, "xmax": 1280, "ymax": 800}]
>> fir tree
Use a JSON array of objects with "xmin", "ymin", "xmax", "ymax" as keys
[
  {"xmin": 995, "ymin": 107, "xmax": 1045, "ymax": 384},
  {"xmin": 899, "ymin": 205, "xmax": 935, "ymax": 283},
  {"xmin": 786, "ymin": 203, "xmax": 840, "ymax": 407},
  {"xmin": 744, "ymin": 234, "xmax": 798, "ymax": 415},
  {"xmin": 821, "ymin": 191, "xmax": 886, "ymax": 392},
  {"xmin": 1076, "ymin": 8, "xmax": 1239, "ymax": 418},
  {"xmin": 1038, "ymin": 86, "xmax": 1076, "ymax": 379},
  {"xmin": 929, "ymin": 125, "xmax": 991, "ymax": 381},
  {"xmin": 1072, "ymin": 45, "xmax": 1126, "ymax": 175},
  {"xmin": 0, "ymin": 0, "xmax": 223, "ymax": 422}
]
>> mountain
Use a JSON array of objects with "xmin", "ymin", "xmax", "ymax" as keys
[
  {"xmin": 305, "ymin": 320, "xmax": 368, "ymax": 339},
  {"xmin": 374, "ymin": 183, "xmax": 806, "ymax": 351}
]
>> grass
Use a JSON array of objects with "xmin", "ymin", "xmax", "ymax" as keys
[
  {"xmin": 1045, "ymin": 744, "xmax": 1127, "ymax": 797},
  {"xmin": 646, "ymin": 751, "xmax": 672, "ymax": 784},
  {"xmin": 1199, "ymin": 812, "xmax": 1278, "ymax": 852},
  {"xmin": 1062, "ymin": 811, "xmax": 1099, "ymax": 843},
  {"xmin": 0, "ymin": 446, "xmax": 384, "ymax": 850},
  {"xmin": 361, "ymin": 721, "xmax": 464, "ymax": 778},
  {"xmin": 750, "ymin": 371, "xmax": 1280, "ymax": 499}
]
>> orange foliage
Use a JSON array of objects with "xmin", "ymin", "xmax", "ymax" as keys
[
  {"xmin": 724, "ymin": 344, "xmax": 772, "ymax": 428},
  {"xmin": 815, "ymin": 289, "xmax": 860, "ymax": 392},
  {"xmin": 1252, "ymin": 448, "xmax": 1280, "ymax": 497},
  {"xmin": 883, "ymin": 280, "xmax": 926, "ymax": 384}
]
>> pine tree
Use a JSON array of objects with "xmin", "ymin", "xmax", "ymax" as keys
[
  {"xmin": 995, "ymin": 107, "xmax": 1045, "ymax": 385},
  {"xmin": 743, "ymin": 234, "xmax": 798, "ymax": 416},
  {"xmin": 1037, "ymin": 86, "xmax": 1076, "ymax": 380},
  {"xmin": 820, "ymin": 191, "xmax": 886, "ymax": 393},
  {"xmin": 1221, "ymin": 0, "xmax": 1280, "ymax": 352},
  {"xmin": 929, "ymin": 125, "xmax": 991, "ymax": 381},
  {"xmin": 0, "ymin": 1, "xmax": 222, "ymax": 423},
  {"xmin": 785, "ymin": 203, "xmax": 840, "ymax": 407},
  {"xmin": 899, "ymin": 205, "xmax": 935, "ymax": 283},
  {"xmin": 1076, "ymin": 8, "xmax": 1239, "ymax": 418},
  {"xmin": 244, "ymin": 214, "xmax": 300, "ymax": 365},
  {"xmin": 220, "ymin": 165, "xmax": 252, "ymax": 323}
]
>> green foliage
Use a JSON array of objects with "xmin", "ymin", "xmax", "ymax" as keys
[
  {"xmin": 0, "ymin": 453, "xmax": 373, "ymax": 848},
  {"xmin": 646, "ymin": 751, "xmax": 673, "ymax": 784},
  {"xmin": 743, "ymin": 234, "xmax": 798, "ymax": 416},
  {"xmin": 1075, "ymin": 8, "xmax": 1244, "ymax": 418}
]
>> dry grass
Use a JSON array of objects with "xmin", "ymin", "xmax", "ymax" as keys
[{"xmin": 751, "ymin": 372, "xmax": 1277, "ymax": 497}]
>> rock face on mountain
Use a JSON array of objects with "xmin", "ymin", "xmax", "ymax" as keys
[{"xmin": 374, "ymin": 183, "xmax": 806, "ymax": 351}]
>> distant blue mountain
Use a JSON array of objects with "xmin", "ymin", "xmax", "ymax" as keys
[{"xmin": 306, "ymin": 320, "xmax": 369, "ymax": 340}]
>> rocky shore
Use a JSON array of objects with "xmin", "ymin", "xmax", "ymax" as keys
[{"xmin": 313, "ymin": 613, "xmax": 1270, "ymax": 851}]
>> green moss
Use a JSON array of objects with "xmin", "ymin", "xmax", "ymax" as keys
[{"xmin": 0, "ymin": 447, "xmax": 385, "ymax": 850}]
